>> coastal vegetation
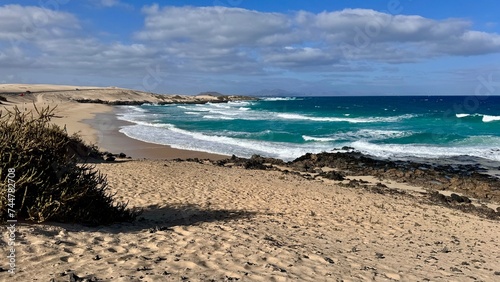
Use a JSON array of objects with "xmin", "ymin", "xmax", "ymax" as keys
[{"xmin": 0, "ymin": 106, "xmax": 140, "ymax": 225}]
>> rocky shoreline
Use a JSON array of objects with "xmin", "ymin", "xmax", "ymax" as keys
[
  {"xmin": 72, "ymin": 94, "xmax": 257, "ymax": 106},
  {"xmin": 170, "ymin": 151, "xmax": 500, "ymax": 220}
]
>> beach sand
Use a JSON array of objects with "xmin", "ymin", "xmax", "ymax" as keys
[
  {"xmin": 1, "ymin": 84, "xmax": 500, "ymax": 281},
  {"xmin": 7, "ymin": 160, "xmax": 500, "ymax": 281}
]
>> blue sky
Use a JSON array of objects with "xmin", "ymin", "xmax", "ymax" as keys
[{"xmin": 1, "ymin": 0, "xmax": 500, "ymax": 95}]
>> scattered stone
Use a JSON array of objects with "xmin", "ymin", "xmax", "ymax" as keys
[
  {"xmin": 430, "ymin": 192, "xmax": 448, "ymax": 203},
  {"xmin": 82, "ymin": 276, "xmax": 98, "ymax": 282},
  {"xmin": 162, "ymin": 271, "xmax": 171, "ymax": 276},
  {"xmin": 494, "ymin": 271, "xmax": 500, "ymax": 275},
  {"xmin": 68, "ymin": 272, "xmax": 81, "ymax": 282},
  {"xmin": 450, "ymin": 193, "xmax": 465, "ymax": 203},
  {"xmin": 265, "ymin": 263, "xmax": 287, "ymax": 272},
  {"xmin": 324, "ymin": 257, "xmax": 335, "ymax": 264},
  {"xmin": 92, "ymin": 255, "xmax": 101, "ymax": 261},
  {"xmin": 118, "ymin": 152, "xmax": 127, "ymax": 158},
  {"xmin": 375, "ymin": 252, "xmax": 385, "ymax": 259},
  {"xmin": 441, "ymin": 247, "xmax": 450, "ymax": 253},
  {"xmin": 149, "ymin": 226, "xmax": 173, "ymax": 233},
  {"xmin": 154, "ymin": 257, "xmax": 167, "ymax": 262},
  {"xmin": 450, "ymin": 267, "xmax": 462, "ymax": 273},
  {"xmin": 320, "ymin": 171, "xmax": 345, "ymax": 181}
]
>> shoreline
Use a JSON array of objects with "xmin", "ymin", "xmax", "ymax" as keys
[
  {"xmin": 87, "ymin": 106, "xmax": 500, "ymax": 178},
  {"xmin": 82, "ymin": 105, "xmax": 500, "ymax": 206},
  {"xmin": 85, "ymin": 110, "xmax": 229, "ymax": 160}
]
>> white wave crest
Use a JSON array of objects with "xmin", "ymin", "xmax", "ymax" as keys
[
  {"xmin": 277, "ymin": 113, "xmax": 415, "ymax": 123},
  {"xmin": 455, "ymin": 113, "xmax": 500, "ymax": 123},
  {"xmin": 483, "ymin": 115, "xmax": 500, "ymax": 122},
  {"xmin": 262, "ymin": 97, "xmax": 299, "ymax": 101},
  {"xmin": 303, "ymin": 130, "xmax": 410, "ymax": 142},
  {"xmin": 351, "ymin": 140, "xmax": 500, "ymax": 162}
]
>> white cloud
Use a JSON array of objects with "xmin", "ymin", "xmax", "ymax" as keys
[
  {"xmin": 0, "ymin": 4, "xmax": 78, "ymax": 41},
  {"xmin": 136, "ymin": 5, "xmax": 292, "ymax": 47},
  {"xmin": 134, "ymin": 6, "xmax": 500, "ymax": 69},
  {"xmin": 91, "ymin": 0, "xmax": 133, "ymax": 9},
  {"xmin": 2, "ymin": 4, "xmax": 500, "ymax": 94}
]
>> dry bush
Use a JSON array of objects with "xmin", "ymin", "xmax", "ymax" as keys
[{"xmin": 0, "ymin": 106, "xmax": 141, "ymax": 225}]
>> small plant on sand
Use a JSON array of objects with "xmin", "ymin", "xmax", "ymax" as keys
[{"xmin": 0, "ymin": 106, "xmax": 141, "ymax": 225}]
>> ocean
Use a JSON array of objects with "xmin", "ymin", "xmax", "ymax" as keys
[{"xmin": 115, "ymin": 96, "xmax": 500, "ymax": 162}]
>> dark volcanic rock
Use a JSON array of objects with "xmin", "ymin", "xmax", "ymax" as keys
[
  {"xmin": 287, "ymin": 152, "xmax": 500, "ymax": 203},
  {"xmin": 319, "ymin": 171, "xmax": 345, "ymax": 181},
  {"xmin": 450, "ymin": 193, "xmax": 465, "ymax": 203},
  {"xmin": 215, "ymin": 155, "xmax": 284, "ymax": 170},
  {"xmin": 244, "ymin": 159, "xmax": 268, "ymax": 170}
]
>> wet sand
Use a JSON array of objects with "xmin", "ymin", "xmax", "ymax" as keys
[{"xmin": 85, "ymin": 111, "xmax": 229, "ymax": 160}]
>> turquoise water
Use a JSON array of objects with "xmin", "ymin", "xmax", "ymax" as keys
[{"xmin": 116, "ymin": 96, "xmax": 500, "ymax": 161}]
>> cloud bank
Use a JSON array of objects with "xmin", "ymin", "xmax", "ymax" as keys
[{"xmin": 1, "ymin": 4, "xmax": 499, "ymax": 93}]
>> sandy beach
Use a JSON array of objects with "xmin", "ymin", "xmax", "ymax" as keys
[{"xmin": 1, "ymin": 84, "xmax": 500, "ymax": 281}]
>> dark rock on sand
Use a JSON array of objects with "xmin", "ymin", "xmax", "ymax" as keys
[
  {"xmin": 287, "ymin": 151, "xmax": 500, "ymax": 203},
  {"xmin": 450, "ymin": 193, "xmax": 465, "ymax": 203},
  {"xmin": 429, "ymin": 192, "xmax": 499, "ymax": 220},
  {"xmin": 450, "ymin": 193, "xmax": 471, "ymax": 203},
  {"xmin": 324, "ymin": 257, "xmax": 335, "ymax": 264},
  {"xmin": 319, "ymin": 171, "xmax": 345, "ymax": 181},
  {"xmin": 215, "ymin": 155, "xmax": 283, "ymax": 170}
]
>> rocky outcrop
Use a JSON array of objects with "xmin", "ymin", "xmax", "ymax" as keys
[
  {"xmin": 286, "ymin": 152, "xmax": 500, "ymax": 203},
  {"xmin": 73, "ymin": 94, "xmax": 258, "ymax": 106}
]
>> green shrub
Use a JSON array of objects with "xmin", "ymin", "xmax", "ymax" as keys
[{"xmin": 0, "ymin": 106, "xmax": 141, "ymax": 225}]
